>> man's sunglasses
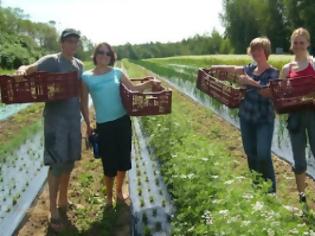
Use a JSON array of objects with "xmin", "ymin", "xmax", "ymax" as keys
[{"xmin": 96, "ymin": 50, "xmax": 111, "ymax": 56}]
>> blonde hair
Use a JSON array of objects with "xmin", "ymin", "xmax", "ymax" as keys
[
  {"xmin": 247, "ymin": 37, "xmax": 271, "ymax": 59},
  {"xmin": 290, "ymin": 27, "xmax": 310, "ymax": 50}
]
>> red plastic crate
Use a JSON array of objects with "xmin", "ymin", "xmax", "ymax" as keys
[
  {"xmin": 196, "ymin": 68, "xmax": 244, "ymax": 108},
  {"xmin": 207, "ymin": 68, "xmax": 238, "ymax": 81},
  {"xmin": 270, "ymin": 76, "xmax": 315, "ymax": 114},
  {"xmin": 0, "ymin": 71, "xmax": 79, "ymax": 104},
  {"xmin": 120, "ymin": 77, "xmax": 172, "ymax": 116}
]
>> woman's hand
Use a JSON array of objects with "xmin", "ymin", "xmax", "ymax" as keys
[
  {"xmin": 143, "ymin": 76, "xmax": 154, "ymax": 81},
  {"xmin": 141, "ymin": 79, "xmax": 162, "ymax": 92},
  {"xmin": 237, "ymin": 75, "xmax": 251, "ymax": 85},
  {"xmin": 150, "ymin": 79, "xmax": 162, "ymax": 90},
  {"xmin": 86, "ymin": 124, "xmax": 93, "ymax": 137},
  {"xmin": 237, "ymin": 75, "xmax": 262, "ymax": 88},
  {"xmin": 16, "ymin": 66, "xmax": 27, "ymax": 76},
  {"xmin": 259, "ymin": 87, "xmax": 272, "ymax": 97},
  {"xmin": 84, "ymin": 125, "xmax": 92, "ymax": 150},
  {"xmin": 15, "ymin": 64, "xmax": 37, "ymax": 76}
]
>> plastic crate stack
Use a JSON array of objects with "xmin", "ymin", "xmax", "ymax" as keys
[{"xmin": 196, "ymin": 67, "xmax": 244, "ymax": 108}]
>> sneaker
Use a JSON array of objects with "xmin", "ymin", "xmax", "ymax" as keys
[{"xmin": 299, "ymin": 192, "xmax": 307, "ymax": 203}]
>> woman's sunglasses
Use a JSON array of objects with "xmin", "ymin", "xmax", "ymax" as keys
[{"xmin": 96, "ymin": 50, "xmax": 111, "ymax": 56}]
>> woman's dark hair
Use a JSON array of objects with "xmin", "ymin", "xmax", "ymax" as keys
[{"xmin": 92, "ymin": 42, "xmax": 116, "ymax": 66}]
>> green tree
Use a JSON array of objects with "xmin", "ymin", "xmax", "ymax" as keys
[
  {"xmin": 283, "ymin": 0, "xmax": 315, "ymax": 52},
  {"xmin": 221, "ymin": 0, "xmax": 262, "ymax": 53}
]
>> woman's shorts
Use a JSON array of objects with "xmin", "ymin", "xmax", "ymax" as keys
[{"xmin": 97, "ymin": 115, "xmax": 132, "ymax": 177}]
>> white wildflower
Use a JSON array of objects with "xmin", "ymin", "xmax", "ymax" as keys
[
  {"xmin": 267, "ymin": 229, "xmax": 275, "ymax": 236},
  {"xmin": 227, "ymin": 216, "xmax": 240, "ymax": 224},
  {"xmin": 187, "ymin": 173, "xmax": 195, "ymax": 179},
  {"xmin": 180, "ymin": 173, "xmax": 195, "ymax": 179},
  {"xmin": 243, "ymin": 193, "xmax": 253, "ymax": 200},
  {"xmin": 224, "ymin": 180, "xmax": 234, "ymax": 185},
  {"xmin": 253, "ymin": 201, "xmax": 264, "ymax": 211},
  {"xmin": 218, "ymin": 209, "xmax": 229, "ymax": 217},
  {"xmin": 270, "ymin": 221, "xmax": 280, "ymax": 227},
  {"xmin": 283, "ymin": 205, "xmax": 303, "ymax": 217},
  {"xmin": 201, "ymin": 210, "xmax": 213, "ymax": 225},
  {"xmin": 241, "ymin": 220, "xmax": 251, "ymax": 226},
  {"xmin": 180, "ymin": 174, "xmax": 187, "ymax": 179},
  {"xmin": 289, "ymin": 229, "xmax": 299, "ymax": 235},
  {"xmin": 235, "ymin": 176, "xmax": 246, "ymax": 180}
]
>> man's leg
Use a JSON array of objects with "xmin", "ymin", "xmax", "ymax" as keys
[
  {"xmin": 48, "ymin": 167, "xmax": 66, "ymax": 232},
  {"xmin": 58, "ymin": 172, "xmax": 71, "ymax": 207},
  {"xmin": 58, "ymin": 163, "xmax": 74, "ymax": 208},
  {"xmin": 48, "ymin": 168, "xmax": 61, "ymax": 219}
]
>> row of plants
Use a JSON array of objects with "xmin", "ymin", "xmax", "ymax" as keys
[
  {"xmin": 141, "ymin": 54, "xmax": 292, "ymax": 70},
  {"xmin": 0, "ymin": 103, "xmax": 45, "ymax": 234},
  {"xmin": 122, "ymin": 57, "xmax": 174, "ymax": 235},
  {"xmin": 0, "ymin": 134, "xmax": 44, "ymax": 221},
  {"xmin": 123, "ymin": 61, "xmax": 315, "ymax": 235},
  {"xmin": 124, "ymin": 58, "xmax": 242, "ymax": 125},
  {"xmin": 129, "ymin": 57, "xmax": 315, "ymax": 202},
  {"xmin": 0, "ymin": 104, "xmax": 43, "ymax": 162},
  {"xmin": 127, "ymin": 57, "xmax": 290, "ymax": 145},
  {"xmin": 130, "ymin": 119, "xmax": 173, "ymax": 235}
]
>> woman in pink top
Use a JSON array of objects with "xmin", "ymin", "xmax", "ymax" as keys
[{"xmin": 281, "ymin": 28, "xmax": 315, "ymax": 203}]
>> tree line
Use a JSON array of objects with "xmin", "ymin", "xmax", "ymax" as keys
[
  {"xmin": 1, "ymin": 1, "xmax": 315, "ymax": 68},
  {"xmin": 114, "ymin": 30, "xmax": 234, "ymax": 60},
  {"xmin": 221, "ymin": 0, "xmax": 315, "ymax": 54},
  {"xmin": 0, "ymin": 5, "xmax": 93, "ymax": 69}
]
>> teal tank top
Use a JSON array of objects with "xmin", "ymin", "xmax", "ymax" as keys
[{"xmin": 82, "ymin": 67, "xmax": 127, "ymax": 123}]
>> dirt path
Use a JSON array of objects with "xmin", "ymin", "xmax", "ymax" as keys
[
  {"xmin": 15, "ymin": 114, "xmax": 131, "ymax": 236},
  {"xmin": 15, "ymin": 154, "xmax": 131, "ymax": 236}
]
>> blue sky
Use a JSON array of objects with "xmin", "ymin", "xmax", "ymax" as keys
[{"xmin": 2, "ymin": 0, "xmax": 224, "ymax": 46}]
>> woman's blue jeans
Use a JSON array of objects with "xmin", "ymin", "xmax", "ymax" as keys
[{"xmin": 240, "ymin": 118, "xmax": 276, "ymax": 192}]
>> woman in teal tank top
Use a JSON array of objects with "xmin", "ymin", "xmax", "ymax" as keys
[{"xmin": 81, "ymin": 42, "xmax": 158, "ymax": 206}]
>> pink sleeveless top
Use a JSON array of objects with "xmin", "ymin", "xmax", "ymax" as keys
[{"xmin": 288, "ymin": 62, "xmax": 315, "ymax": 79}]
